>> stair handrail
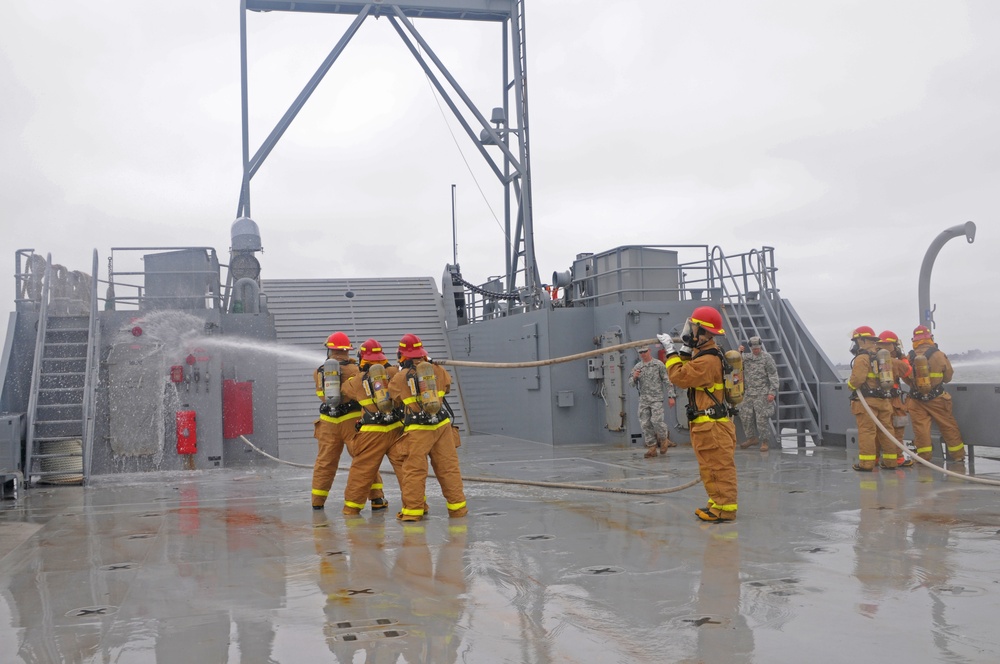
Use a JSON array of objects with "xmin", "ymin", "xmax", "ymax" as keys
[
  {"xmin": 81, "ymin": 249, "xmax": 100, "ymax": 483},
  {"xmin": 24, "ymin": 253, "xmax": 53, "ymax": 487},
  {"xmin": 706, "ymin": 247, "xmax": 824, "ymax": 440}
]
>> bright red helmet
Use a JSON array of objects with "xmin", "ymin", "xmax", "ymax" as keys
[
  {"xmin": 912, "ymin": 325, "xmax": 934, "ymax": 344},
  {"xmin": 690, "ymin": 306, "xmax": 725, "ymax": 335},
  {"xmin": 398, "ymin": 333, "xmax": 428, "ymax": 359},
  {"xmin": 851, "ymin": 326, "xmax": 876, "ymax": 340},
  {"xmin": 325, "ymin": 331, "xmax": 353, "ymax": 350},
  {"xmin": 877, "ymin": 330, "xmax": 899, "ymax": 344},
  {"xmin": 359, "ymin": 338, "xmax": 387, "ymax": 362}
]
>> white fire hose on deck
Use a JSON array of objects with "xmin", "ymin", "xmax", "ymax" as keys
[
  {"xmin": 239, "ymin": 435, "xmax": 700, "ymax": 495},
  {"xmin": 856, "ymin": 392, "xmax": 1000, "ymax": 487},
  {"xmin": 237, "ymin": 337, "xmax": 704, "ymax": 496}
]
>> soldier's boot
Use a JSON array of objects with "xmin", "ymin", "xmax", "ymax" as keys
[
  {"xmin": 644, "ymin": 445, "xmax": 659, "ymax": 459},
  {"xmin": 739, "ymin": 437, "xmax": 759, "ymax": 450},
  {"xmin": 759, "ymin": 440, "xmax": 769, "ymax": 452},
  {"xmin": 658, "ymin": 436, "xmax": 677, "ymax": 453}
]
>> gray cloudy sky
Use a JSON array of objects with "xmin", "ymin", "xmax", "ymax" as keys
[{"xmin": 1, "ymin": 1, "xmax": 998, "ymax": 364}]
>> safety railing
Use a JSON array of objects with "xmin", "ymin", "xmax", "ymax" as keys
[
  {"xmin": 23, "ymin": 254, "xmax": 52, "ymax": 487},
  {"xmin": 81, "ymin": 249, "xmax": 101, "ymax": 484},
  {"xmin": 706, "ymin": 246, "xmax": 826, "ymax": 440},
  {"xmin": 103, "ymin": 247, "xmax": 223, "ymax": 311}
]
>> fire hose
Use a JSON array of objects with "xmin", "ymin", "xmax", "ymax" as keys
[
  {"xmin": 239, "ymin": 435, "xmax": 700, "ymax": 495},
  {"xmin": 856, "ymin": 392, "xmax": 1000, "ymax": 487},
  {"xmin": 238, "ymin": 337, "xmax": 704, "ymax": 496}
]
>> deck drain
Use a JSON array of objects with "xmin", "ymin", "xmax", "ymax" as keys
[
  {"xmin": 335, "ymin": 587, "xmax": 382, "ymax": 598},
  {"xmin": 324, "ymin": 550, "xmax": 346, "ymax": 557},
  {"xmin": 313, "ymin": 522, "xmax": 330, "ymax": 529},
  {"xmin": 125, "ymin": 533, "xmax": 155, "ymax": 540},
  {"xmin": 66, "ymin": 605, "xmax": 118, "ymax": 619},
  {"xmin": 580, "ymin": 565, "xmax": 624, "ymax": 575},
  {"xmin": 479, "ymin": 511, "xmax": 506, "ymax": 517},
  {"xmin": 518, "ymin": 534, "xmax": 555, "ymax": 542},
  {"xmin": 99, "ymin": 563, "xmax": 137, "ymax": 571},
  {"xmin": 333, "ymin": 618, "xmax": 397, "ymax": 629},
  {"xmin": 930, "ymin": 584, "xmax": 985, "ymax": 597},
  {"xmin": 677, "ymin": 614, "xmax": 728, "ymax": 628},
  {"xmin": 139, "ymin": 513, "xmax": 162, "ymax": 518},
  {"xmin": 637, "ymin": 500, "xmax": 664, "ymax": 506},
  {"xmin": 793, "ymin": 546, "xmax": 837, "ymax": 555},
  {"xmin": 331, "ymin": 629, "xmax": 407, "ymax": 642}
]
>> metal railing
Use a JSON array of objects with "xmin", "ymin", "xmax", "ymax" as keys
[
  {"xmin": 706, "ymin": 245, "xmax": 824, "ymax": 441},
  {"xmin": 81, "ymin": 249, "xmax": 101, "ymax": 484},
  {"xmin": 23, "ymin": 254, "xmax": 52, "ymax": 487},
  {"xmin": 104, "ymin": 247, "xmax": 223, "ymax": 311}
]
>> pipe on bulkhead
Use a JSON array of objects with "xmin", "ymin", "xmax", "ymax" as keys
[{"xmin": 918, "ymin": 221, "xmax": 975, "ymax": 329}]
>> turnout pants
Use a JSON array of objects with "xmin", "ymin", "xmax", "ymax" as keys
[
  {"xmin": 312, "ymin": 415, "xmax": 383, "ymax": 507},
  {"xmin": 691, "ymin": 420, "xmax": 737, "ymax": 520},
  {"xmin": 343, "ymin": 424, "xmax": 403, "ymax": 512},
  {"xmin": 387, "ymin": 421, "xmax": 467, "ymax": 520},
  {"xmin": 851, "ymin": 397, "xmax": 898, "ymax": 469},
  {"xmin": 908, "ymin": 395, "xmax": 965, "ymax": 461}
]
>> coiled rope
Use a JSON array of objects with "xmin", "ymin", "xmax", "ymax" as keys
[{"xmin": 856, "ymin": 392, "xmax": 1000, "ymax": 487}]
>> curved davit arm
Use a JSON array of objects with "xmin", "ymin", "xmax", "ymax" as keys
[{"xmin": 918, "ymin": 221, "xmax": 976, "ymax": 329}]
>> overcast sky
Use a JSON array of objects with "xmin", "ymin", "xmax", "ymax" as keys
[{"xmin": 1, "ymin": 1, "xmax": 998, "ymax": 365}]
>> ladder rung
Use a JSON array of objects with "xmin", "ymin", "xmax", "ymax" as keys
[
  {"xmin": 34, "ymin": 419, "xmax": 82, "ymax": 425},
  {"xmin": 38, "ymin": 387, "xmax": 84, "ymax": 392},
  {"xmin": 31, "ymin": 436, "xmax": 83, "ymax": 442},
  {"xmin": 30, "ymin": 453, "xmax": 83, "ymax": 460}
]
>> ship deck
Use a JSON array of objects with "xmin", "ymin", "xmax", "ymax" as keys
[{"xmin": 2, "ymin": 436, "xmax": 1000, "ymax": 663}]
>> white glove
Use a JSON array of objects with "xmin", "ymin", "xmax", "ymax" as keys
[{"xmin": 656, "ymin": 333, "xmax": 675, "ymax": 354}]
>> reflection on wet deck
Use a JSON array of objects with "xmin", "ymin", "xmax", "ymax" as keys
[{"xmin": 2, "ymin": 436, "xmax": 1000, "ymax": 663}]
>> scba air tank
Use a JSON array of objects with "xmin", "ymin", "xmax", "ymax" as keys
[
  {"xmin": 416, "ymin": 362, "xmax": 441, "ymax": 414},
  {"xmin": 366, "ymin": 363, "xmax": 394, "ymax": 413},
  {"xmin": 322, "ymin": 359, "xmax": 341, "ymax": 407},
  {"xmin": 724, "ymin": 350, "xmax": 744, "ymax": 405},
  {"xmin": 875, "ymin": 348, "xmax": 894, "ymax": 390},
  {"xmin": 913, "ymin": 354, "xmax": 931, "ymax": 394}
]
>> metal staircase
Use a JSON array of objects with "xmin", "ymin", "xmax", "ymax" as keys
[
  {"xmin": 709, "ymin": 247, "xmax": 825, "ymax": 446},
  {"xmin": 24, "ymin": 253, "xmax": 99, "ymax": 486}
]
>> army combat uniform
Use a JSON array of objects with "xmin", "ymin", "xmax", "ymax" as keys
[
  {"xmin": 629, "ymin": 353, "xmax": 676, "ymax": 456},
  {"xmin": 738, "ymin": 346, "xmax": 779, "ymax": 451}
]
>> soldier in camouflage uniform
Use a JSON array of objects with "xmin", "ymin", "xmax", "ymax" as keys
[
  {"xmin": 629, "ymin": 345, "xmax": 677, "ymax": 458},
  {"xmin": 737, "ymin": 336, "xmax": 780, "ymax": 451}
]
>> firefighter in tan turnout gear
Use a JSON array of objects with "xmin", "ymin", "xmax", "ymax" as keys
[
  {"xmin": 311, "ymin": 331, "xmax": 387, "ymax": 510},
  {"xmin": 387, "ymin": 333, "xmax": 468, "ymax": 522},
  {"xmin": 902, "ymin": 325, "xmax": 966, "ymax": 463},
  {"xmin": 876, "ymin": 330, "xmax": 915, "ymax": 467},
  {"xmin": 629, "ymin": 345, "xmax": 677, "ymax": 458},
  {"xmin": 658, "ymin": 306, "xmax": 738, "ymax": 523},
  {"xmin": 341, "ymin": 339, "xmax": 405, "ymax": 515},
  {"xmin": 846, "ymin": 326, "xmax": 901, "ymax": 471}
]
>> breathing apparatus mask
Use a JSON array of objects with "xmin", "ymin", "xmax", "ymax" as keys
[{"xmin": 679, "ymin": 319, "xmax": 708, "ymax": 349}]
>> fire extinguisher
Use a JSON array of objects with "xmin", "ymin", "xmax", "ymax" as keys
[{"xmin": 177, "ymin": 410, "xmax": 197, "ymax": 455}]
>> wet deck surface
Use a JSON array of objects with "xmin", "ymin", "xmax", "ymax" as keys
[{"xmin": 3, "ymin": 436, "xmax": 1000, "ymax": 663}]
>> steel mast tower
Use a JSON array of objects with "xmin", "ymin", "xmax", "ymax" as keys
[{"xmin": 235, "ymin": 0, "xmax": 541, "ymax": 305}]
